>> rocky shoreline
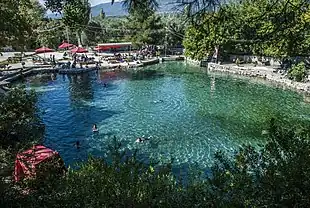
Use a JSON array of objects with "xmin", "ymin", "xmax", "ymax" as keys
[{"xmin": 207, "ymin": 63, "xmax": 310, "ymax": 95}]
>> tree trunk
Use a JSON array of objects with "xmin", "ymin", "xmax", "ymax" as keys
[{"xmin": 76, "ymin": 30, "xmax": 82, "ymax": 47}]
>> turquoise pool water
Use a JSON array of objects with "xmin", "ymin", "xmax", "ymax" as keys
[{"xmin": 25, "ymin": 62, "xmax": 310, "ymax": 168}]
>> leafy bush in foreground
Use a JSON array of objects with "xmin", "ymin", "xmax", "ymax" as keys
[
  {"xmin": 1, "ymin": 120, "xmax": 309, "ymax": 208},
  {"xmin": 0, "ymin": 86, "xmax": 44, "ymax": 149},
  {"xmin": 288, "ymin": 62, "xmax": 307, "ymax": 82}
]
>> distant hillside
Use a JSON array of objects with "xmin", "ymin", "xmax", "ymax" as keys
[
  {"xmin": 91, "ymin": 0, "xmax": 180, "ymax": 17},
  {"xmin": 47, "ymin": 0, "xmax": 180, "ymax": 18},
  {"xmin": 91, "ymin": 1, "xmax": 126, "ymax": 17}
]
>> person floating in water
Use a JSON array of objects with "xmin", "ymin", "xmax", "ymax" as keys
[
  {"xmin": 103, "ymin": 83, "xmax": 107, "ymax": 87},
  {"xmin": 152, "ymin": 100, "xmax": 163, "ymax": 104},
  {"xmin": 74, "ymin": 141, "xmax": 80, "ymax": 149},
  {"xmin": 135, "ymin": 136, "xmax": 150, "ymax": 143},
  {"xmin": 92, "ymin": 124, "xmax": 99, "ymax": 133}
]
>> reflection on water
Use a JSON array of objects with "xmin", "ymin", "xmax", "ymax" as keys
[
  {"xmin": 68, "ymin": 73, "xmax": 94, "ymax": 103},
  {"xmin": 22, "ymin": 62, "xmax": 310, "ymax": 168},
  {"xmin": 129, "ymin": 69, "xmax": 164, "ymax": 80},
  {"xmin": 210, "ymin": 75, "xmax": 216, "ymax": 98}
]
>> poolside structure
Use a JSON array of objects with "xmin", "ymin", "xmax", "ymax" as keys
[{"xmin": 96, "ymin": 42, "xmax": 132, "ymax": 52}]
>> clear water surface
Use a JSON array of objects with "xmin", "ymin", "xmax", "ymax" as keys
[{"xmin": 23, "ymin": 62, "xmax": 310, "ymax": 169}]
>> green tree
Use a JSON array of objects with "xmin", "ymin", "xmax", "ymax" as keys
[
  {"xmin": 0, "ymin": 87, "xmax": 44, "ymax": 187},
  {"xmin": 44, "ymin": 0, "xmax": 158, "ymax": 13},
  {"xmin": 0, "ymin": 87, "xmax": 43, "ymax": 148},
  {"xmin": 96, "ymin": 17, "xmax": 128, "ymax": 43},
  {"xmin": 36, "ymin": 19, "xmax": 66, "ymax": 48},
  {"xmin": 120, "ymin": 0, "xmax": 158, "ymax": 17},
  {"xmin": 84, "ymin": 21, "xmax": 103, "ymax": 45},
  {"xmin": 288, "ymin": 62, "xmax": 307, "ymax": 82},
  {"xmin": 183, "ymin": 13, "xmax": 225, "ymax": 60},
  {"xmin": 0, "ymin": 0, "xmax": 45, "ymax": 49},
  {"xmin": 183, "ymin": 0, "xmax": 310, "ymax": 60},
  {"xmin": 165, "ymin": 14, "xmax": 187, "ymax": 47},
  {"xmin": 126, "ymin": 13, "xmax": 165, "ymax": 46},
  {"xmin": 207, "ymin": 120, "xmax": 310, "ymax": 207},
  {"xmin": 63, "ymin": 0, "xmax": 91, "ymax": 46}
]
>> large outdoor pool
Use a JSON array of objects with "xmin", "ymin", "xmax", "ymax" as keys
[{"xmin": 24, "ymin": 62, "xmax": 310, "ymax": 169}]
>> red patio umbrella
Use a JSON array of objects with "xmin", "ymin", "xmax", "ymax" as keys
[
  {"xmin": 35, "ymin": 46, "xmax": 54, "ymax": 53},
  {"xmin": 71, "ymin": 47, "xmax": 88, "ymax": 53},
  {"xmin": 14, "ymin": 145, "xmax": 65, "ymax": 182},
  {"xmin": 58, "ymin": 42, "xmax": 73, "ymax": 49}
]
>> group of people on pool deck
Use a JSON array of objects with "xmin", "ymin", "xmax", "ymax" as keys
[{"xmin": 74, "ymin": 124, "xmax": 150, "ymax": 148}]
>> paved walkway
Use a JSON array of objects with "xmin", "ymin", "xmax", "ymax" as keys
[{"xmin": 0, "ymin": 52, "xmax": 34, "ymax": 62}]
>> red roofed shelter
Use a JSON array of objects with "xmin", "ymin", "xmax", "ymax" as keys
[
  {"xmin": 96, "ymin": 42, "xmax": 132, "ymax": 52},
  {"xmin": 71, "ymin": 47, "xmax": 88, "ymax": 53},
  {"xmin": 14, "ymin": 145, "xmax": 65, "ymax": 182}
]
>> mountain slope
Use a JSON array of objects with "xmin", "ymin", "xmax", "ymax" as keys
[
  {"xmin": 91, "ymin": 1, "xmax": 126, "ymax": 17},
  {"xmin": 47, "ymin": 0, "xmax": 180, "ymax": 18}
]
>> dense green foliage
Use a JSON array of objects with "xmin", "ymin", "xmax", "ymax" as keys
[
  {"xmin": 209, "ymin": 121, "xmax": 310, "ymax": 207},
  {"xmin": 0, "ymin": 0, "xmax": 45, "ymax": 49},
  {"xmin": 0, "ymin": 87, "xmax": 43, "ymax": 148},
  {"xmin": 84, "ymin": 21, "xmax": 103, "ymax": 45},
  {"xmin": 98, "ymin": 17, "xmax": 128, "ymax": 43},
  {"xmin": 63, "ymin": 0, "xmax": 91, "ymax": 46},
  {"xmin": 91, "ymin": 14, "xmax": 185, "ymax": 47},
  {"xmin": 0, "ymin": 0, "xmax": 184, "ymax": 49},
  {"xmin": 36, "ymin": 20, "xmax": 66, "ymax": 48},
  {"xmin": 126, "ymin": 13, "xmax": 164, "ymax": 46},
  {"xmin": 288, "ymin": 62, "xmax": 307, "ymax": 82},
  {"xmin": 183, "ymin": 0, "xmax": 310, "ymax": 60},
  {"xmin": 1, "ymin": 119, "xmax": 310, "ymax": 207},
  {"xmin": 165, "ymin": 14, "xmax": 186, "ymax": 47},
  {"xmin": 0, "ymin": 87, "xmax": 44, "ymax": 195}
]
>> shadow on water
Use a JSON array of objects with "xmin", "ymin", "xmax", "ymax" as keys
[
  {"xmin": 68, "ymin": 73, "xmax": 94, "ymax": 102},
  {"xmin": 98, "ymin": 82, "xmax": 120, "ymax": 92},
  {"xmin": 128, "ymin": 70, "xmax": 165, "ymax": 80},
  {"xmin": 24, "ymin": 73, "xmax": 58, "ymax": 88},
  {"xmin": 71, "ymin": 108, "xmax": 123, "ymax": 126}
]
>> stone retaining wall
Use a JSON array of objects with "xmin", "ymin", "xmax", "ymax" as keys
[
  {"xmin": 228, "ymin": 55, "xmax": 281, "ymax": 66},
  {"xmin": 207, "ymin": 63, "xmax": 310, "ymax": 95}
]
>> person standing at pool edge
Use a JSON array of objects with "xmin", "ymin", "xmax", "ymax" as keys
[{"xmin": 92, "ymin": 124, "xmax": 99, "ymax": 132}]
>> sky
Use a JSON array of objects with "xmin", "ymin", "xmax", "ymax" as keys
[{"xmin": 39, "ymin": 0, "xmax": 122, "ymax": 7}]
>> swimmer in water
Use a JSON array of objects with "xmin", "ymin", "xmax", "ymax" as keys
[
  {"xmin": 152, "ymin": 100, "xmax": 163, "ymax": 104},
  {"xmin": 135, "ymin": 136, "xmax": 150, "ymax": 143},
  {"xmin": 75, "ymin": 141, "xmax": 80, "ymax": 149},
  {"xmin": 92, "ymin": 124, "xmax": 99, "ymax": 132}
]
